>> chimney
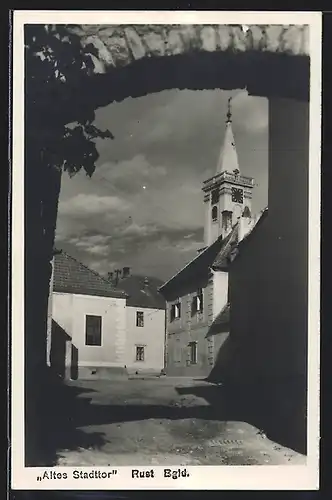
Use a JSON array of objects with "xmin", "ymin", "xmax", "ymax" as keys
[
  {"xmin": 122, "ymin": 266, "xmax": 131, "ymax": 278},
  {"xmin": 144, "ymin": 277, "xmax": 149, "ymax": 287},
  {"xmin": 114, "ymin": 269, "xmax": 122, "ymax": 286}
]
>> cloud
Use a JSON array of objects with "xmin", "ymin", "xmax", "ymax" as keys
[
  {"xmin": 157, "ymin": 234, "xmax": 202, "ymax": 254},
  {"xmin": 121, "ymin": 222, "xmax": 158, "ymax": 237},
  {"xmin": 96, "ymin": 155, "xmax": 167, "ymax": 195},
  {"xmin": 177, "ymin": 240, "xmax": 202, "ymax": 253},
  {"xmin": 232, "ymin": 91, "xmax": 268, "ymax": 133},
  {"xmin": 135, "ymin": 90, "xmax": 229, "ymax": 144},
  {"xmin": 101, "ymin": 154, "xmax": 167, "ymax": 181},
  {"xmin": 57, "ymin": 223, "xmax": 204, "ymax": 281},
  {"xmin": 111, "ymin": 88, "xmax": 267, "ymax": 149},
  {"xmin": 85, "ymin": 245, "xmax": 110, "ymax": 256},
  {"xmin": 58, "ymin": 193, "xmax": 131, "ymax": 217},
  {"xmin": 56, "ymin": 88, "xmax": 268, "ymax": 280},
  {"xmin": 66, "ymin": 234, "xmax": 111, "ymax": 253},
  {"xmin": 81, "ymin": 234, "xmax": 110, "ymax": 245},
  {"xmin": 88, "ymin": 258, "xmax": 118, "ymax": 276}
]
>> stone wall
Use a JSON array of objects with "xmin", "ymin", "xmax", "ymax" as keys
[{"xmin": 227, "ymin": 98, "xmax": 309, "ymax": 453}]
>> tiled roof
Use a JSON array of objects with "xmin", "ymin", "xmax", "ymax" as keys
[
  {"xmin": 206, "ymin": 303, "xmax": 230, "ymax": 337},
  {"xmin": 159, "ymin": 225, "xmax": 238, "ymax": 296},
  {"xmin": 116, "ymin": 275, "xmax": 165, "ymax": 310},
  {"xmin": 53, "ymin": 251, "xmax": 126, "ymax": 299}
]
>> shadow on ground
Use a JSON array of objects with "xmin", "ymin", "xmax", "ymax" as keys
[
  {"xmin": 26, "ymin": 367, "xmax": 306, "ymax": 466},
  {"xmin": 25, "ymin": 367, "xmax": 106, "ymax": 466},
  {"xmin": 182, "ymin": 379, "xmax": 307, "ymax": 455}
]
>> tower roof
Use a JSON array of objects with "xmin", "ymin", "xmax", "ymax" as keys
[{"xmin": 216, "ymin": 97, "xmax": 240, "ymax": 175}]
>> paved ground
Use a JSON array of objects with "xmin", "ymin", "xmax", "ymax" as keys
[{"xmin": 56, "ymin": 376, "xmax": 306, "ymax": 466}]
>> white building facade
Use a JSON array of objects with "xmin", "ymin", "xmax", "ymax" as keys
[{"xmin": 50, "ymin": 253, "xmax": 165, "ymax": 379}]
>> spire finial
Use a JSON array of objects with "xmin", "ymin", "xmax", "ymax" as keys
[{"xmin": 226, "ymin": 97, "xmax": 232, "ymax": 123}]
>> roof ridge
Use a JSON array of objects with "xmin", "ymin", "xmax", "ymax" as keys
[
  {"xmin": 158, "ymin": 231, "xmax": 228, "ymax": 292},
  {"xmin": 120, "ymin": 273, "xmax": 162, "ymax": 280},
  {"xmin": 220, "ymin": 301, "xmax": 230, "ymax": 313},
  {"xmin": 119, "ymin": 274, "xmax": 164, "ymax": 285},
  {"xmin": 59, "ymin": 250, "xmax": 126, "ymax": 295}
]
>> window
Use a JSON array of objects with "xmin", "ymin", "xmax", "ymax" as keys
[
  {"xmin": 211, "ymin": 188, "xmax": 219, "ymax": 205},
  {"xmin": 222, "ymin": 210, "xmax": 233, "ymax": 230},
  {"xmin": 174, "ymin": 337, "xmax": 181, "ymax": 363},
  {"xmin": 211, "ymin": 205, "xmax": 218, "ymax": 222},
  {"xmin": 170, "ymin": 302, "xmax": 181, "ymax": 322},
  {"xmin": 136, "ymin": 346, "xmax": 145, "ymax": 361},
  {"xmin": 85, "ymin": 315, "xmax": 102, "ymax": 346},
  {"xmin": 189, "ymin": 341, "xmax": 197, "ymax": 364},
  {"xmin": 242, "ymin": 205, "xmax": 251, "ymax": 218},
  {"xmin": 192, "ymin": 289, "xmax": 204, "ymax": 314},
  {"xmin": 136, "ymin": 311, "xmax": 144, "ymax": 327}
]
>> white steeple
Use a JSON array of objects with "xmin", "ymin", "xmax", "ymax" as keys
[
  {"xmin": 215, "ymin": 97, "xmax": 240, "ymax": 175},
  {"xmin": 202, "ymin": 96, "xmax": 255, "ymax": 247}
]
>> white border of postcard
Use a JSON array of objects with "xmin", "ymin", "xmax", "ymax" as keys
[{"xmin": 11, "ymin": 10, "xmax": 321, "ymax": 490}]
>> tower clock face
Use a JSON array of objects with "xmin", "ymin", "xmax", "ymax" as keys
[{"xmin": 231, "ymin": 187, "xmax": 244, "ymax": 204}]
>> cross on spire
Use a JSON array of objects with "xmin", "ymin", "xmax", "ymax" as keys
[
  {"xmin": 215, "ymin": 96, "xmax": 239, "ymax": 175},
  {"xmin": 226, "ymin": 97, "xmax": 232, "ymax": 123}
]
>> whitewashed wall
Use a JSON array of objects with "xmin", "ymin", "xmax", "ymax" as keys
[{"xmin": 125, "ymin": 306, "xmax": 165, "ymax": 373}]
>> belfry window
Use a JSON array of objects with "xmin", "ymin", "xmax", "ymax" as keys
[
  {"xmin": 211, "ymin": 189, "xmax": 219, "ymax": 205},
  {"xmin": 242, "ymin": 206, "xmax": 252, "ymax": 218},
  {"xmin": 211, "ymin": 206, "xmax": 218, "ymax": 222},
  {"xmin": 222, "ymin": 210, "xmax": 232, "ymax": 230}
]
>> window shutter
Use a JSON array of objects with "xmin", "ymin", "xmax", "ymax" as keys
[
  {"xmin": 192, "ymin": 296, "xmax": 197, "ymax": 314},
  {"xmin": 199, "ymin": 290, "xmax": 203, "ymax": 312}
]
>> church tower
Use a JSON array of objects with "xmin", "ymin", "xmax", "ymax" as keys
[{"xmin": 202, "ymin": 97, "xmax": 255, "ymax": 246}]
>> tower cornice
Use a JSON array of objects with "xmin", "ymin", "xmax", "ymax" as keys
[{"xmin": 202, "ymin": 170, "xmax": 254, "ymax": 192}]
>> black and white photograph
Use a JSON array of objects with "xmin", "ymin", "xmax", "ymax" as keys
[{"xmin": 11, "ymin": 11, "xmax": 321, "ymax": 490}]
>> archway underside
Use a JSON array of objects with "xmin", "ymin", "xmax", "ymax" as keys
[
  {"xmin": 54, "ymin": 24, "xmax": 310, "ymax": 121},
  {"xmin": 97, "ymin": 50, "xmax": 309, "ymax": 103},
  {"xmin": 59, "ymin": 50, "xmax": 309, "ymax": 126}
]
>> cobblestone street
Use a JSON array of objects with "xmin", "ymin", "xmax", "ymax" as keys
[{"xmin": 55, "ymin": 377, "xmax": 306, "ymax": 466}]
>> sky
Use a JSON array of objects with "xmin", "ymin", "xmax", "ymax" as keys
[{"xmin": 55, "ymin": 88, "xmax": 268, "ymax": 281}]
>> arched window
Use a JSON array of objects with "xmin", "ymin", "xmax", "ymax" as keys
[
  {"xmin": 222, "ymin": 210, "xmax": 232, "ymax": 229},
  {"xmin": 242, "ymin": 206, "xmax": 251, "ymax": 218},
  {"xmin": 211, "ymin": 189, "xmax": 219, "ymax": 205},
  {"xmin": 211, "ymin": 205, "xmax": 218, "ymax": 222}
]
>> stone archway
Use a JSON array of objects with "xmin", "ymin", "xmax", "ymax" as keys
[
  {"xmin": 68, "ymin": 24, "xmax": 309, "ymax": 101},
  {"xmin": 24, "ymin": 23, "xmax": 311, "ymax": 464},
  {"xmin": 52, "ymin": 24, "xmax": 309, "ymax": 123}
]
